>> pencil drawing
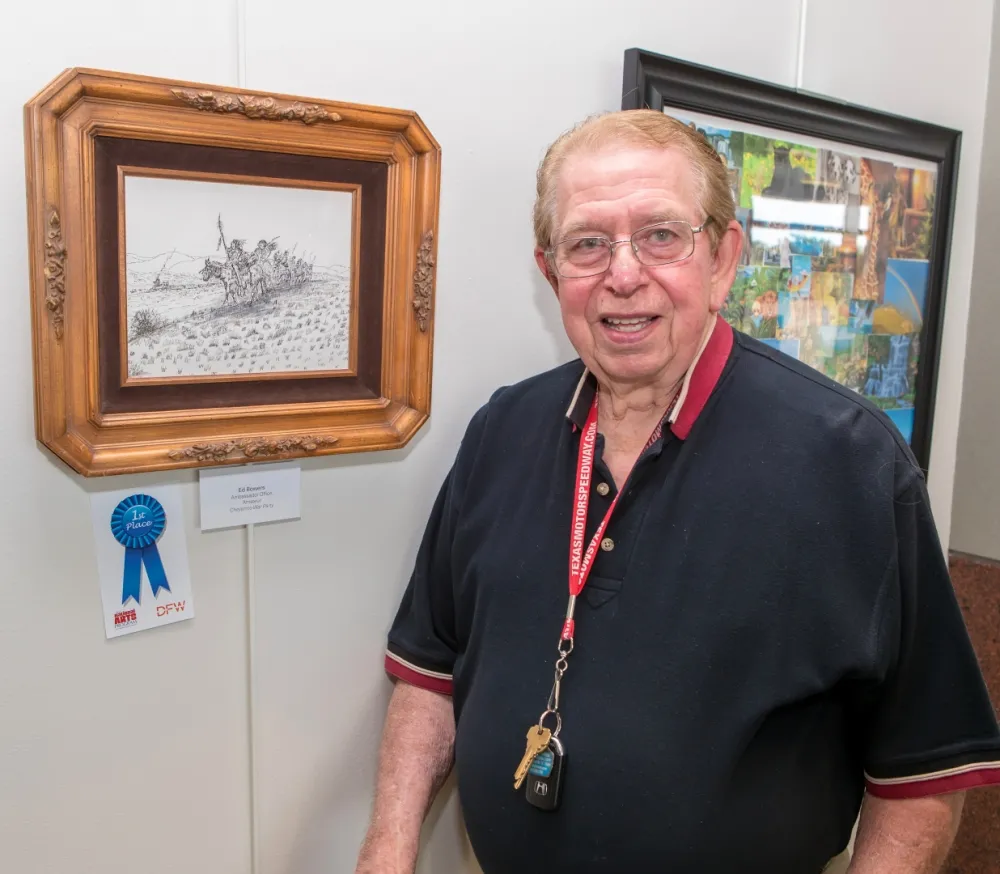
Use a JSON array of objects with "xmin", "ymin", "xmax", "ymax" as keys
[{"xmin": 124, "ymin": 175, "xmax": 353, "ymax": 379}]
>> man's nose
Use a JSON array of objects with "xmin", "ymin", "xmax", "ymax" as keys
[{"xmin": 605, "ymin": 240, "xmax": 642, "ymax": 293}]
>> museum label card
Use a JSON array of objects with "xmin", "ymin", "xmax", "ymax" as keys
[
  {"xmin": 90, "ymin": 484, "xmax": 195, "ymax": 639},
  {"xmin": 199, "ymin": 462, "xmax": 301, "ymax": 530}
]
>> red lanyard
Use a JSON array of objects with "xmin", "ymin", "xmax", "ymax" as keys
[
  {"xmin": 561, "ymin": 393, "xmax": 672, "ymax": 642},
  {"xmin": 535, "ymin": 389, "xmax": 676, "ymax": 744},
  {"xmin": 563, "ymin": 398, "xmax": 621, "ymax": 640}
]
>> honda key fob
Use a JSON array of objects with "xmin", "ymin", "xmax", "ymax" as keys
[{"xmin": 525, "ymin": 736, "xmax": 565, "ymax": 810}]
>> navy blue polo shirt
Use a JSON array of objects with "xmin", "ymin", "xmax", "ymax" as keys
[{"xmin": 385, "ymin": 317, "xmax": 1000, "ymax": 873}]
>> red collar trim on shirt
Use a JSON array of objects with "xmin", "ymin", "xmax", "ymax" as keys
[{"xmin": 565, "ymin": 315, "xmax": 734, "ymax": 440}]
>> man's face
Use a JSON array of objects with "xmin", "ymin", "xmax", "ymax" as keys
[{"xmin": 536, "ymin": 146, "xmax": 740, "ymax": 390}]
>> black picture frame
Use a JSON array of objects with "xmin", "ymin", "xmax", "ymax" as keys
[{"xmin": 623, "ymin": 48, "xmax": 962, "ymax": 475}]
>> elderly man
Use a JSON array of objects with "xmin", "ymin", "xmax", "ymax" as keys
[{"xmin": 355, "ymin": 110, "xmax": 1000, "ymax": 873}]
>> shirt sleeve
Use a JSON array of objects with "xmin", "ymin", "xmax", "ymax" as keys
[
  {"xmin": 383, "ymin": 402, "xmax": 490, "ymax": 695},
  {"xmin": 861, "ymin": 465, "xmax": 1000, "ymax": 798}
]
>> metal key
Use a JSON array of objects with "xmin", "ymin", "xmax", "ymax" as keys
[{"xmin": 513, "ymin": 725, "xmax": 552, "ymax": 790}]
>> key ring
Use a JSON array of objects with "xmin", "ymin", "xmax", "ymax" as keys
[{"xmin": 538, "ymin": 708, "xmax": 562, "ymax": 738}]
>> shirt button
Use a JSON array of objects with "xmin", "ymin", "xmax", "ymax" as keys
[
  {"xmin": 596, "ymin": 482, "xmax": 610, "ymax": 496},
  {"xmin": 600, "ymin": 537, "xmax": 615, "ymax": 552}
]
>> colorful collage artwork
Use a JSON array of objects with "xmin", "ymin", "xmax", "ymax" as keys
[{"xmin": 668, "ymin": 112, "xmax": 936, "ymax": 444}]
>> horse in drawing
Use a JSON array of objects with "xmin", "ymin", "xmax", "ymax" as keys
[{"xmin": 200, "ymin": 257, "xmax": 245, "ymax": 305}]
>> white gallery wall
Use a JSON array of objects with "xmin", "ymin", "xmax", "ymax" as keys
[
  {"xmin": 0, "ymin": 1, "xmax": 994, "ymax": 873},
  {"xmin": 953, "ymin": 0, "xmax": 1000, "ymax": 562}
]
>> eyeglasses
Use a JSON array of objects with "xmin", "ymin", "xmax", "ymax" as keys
[{"xmin": 547, "ymin": 218, "xmax": 712, "ymax": 278}]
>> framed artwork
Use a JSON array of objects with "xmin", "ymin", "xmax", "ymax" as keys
[
  {"xmin": 623, "ymin": 48, "xmax": 961, "ymax": 472},
  {"xmin": 25, "ymin": 68, "xmax": 440, "ymax": 476}
]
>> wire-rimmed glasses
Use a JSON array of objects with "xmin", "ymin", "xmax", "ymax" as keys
[{"xmin": 547, "ymin": 218, "xmax": 712, "ymax": 279}]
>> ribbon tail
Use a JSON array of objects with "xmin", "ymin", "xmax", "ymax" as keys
[
  {"xmin": 141, "ymin": 544, "xmax": 171, "ymax": 598},
  {"xmin": 122, "ymin": 548, "xmax": 143, "ymax": 606}
]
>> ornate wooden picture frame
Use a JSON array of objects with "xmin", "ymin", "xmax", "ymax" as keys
[{"xmin": 24, "ymin": 68, "xmax": 440, "ymax": 476}]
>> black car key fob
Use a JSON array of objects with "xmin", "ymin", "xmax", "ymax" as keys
[{"xmin": 525, "ymin": 736, "xmax": 565, "ymax": 810}]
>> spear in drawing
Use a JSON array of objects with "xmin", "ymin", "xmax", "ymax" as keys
[
  {"xmin": 216, "ymin": 213, "xmax": 228, "ymax": 255},
  {"xmin": 215, "ymin": 213, "xmax": 248, "ymax": 294}
]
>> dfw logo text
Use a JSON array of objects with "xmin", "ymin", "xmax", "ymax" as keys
[{"xmin": 156, "ymin": 601, "xmax": 187, "ymax": 617}]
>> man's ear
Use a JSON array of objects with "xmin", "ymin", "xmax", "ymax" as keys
[
  {"xmin": 708, "ymin": 220, "xmax": 744, "ymax": 313},
  {"xmin": 535, "ymin": 247, "xmax": 560, "ymax": 295}
]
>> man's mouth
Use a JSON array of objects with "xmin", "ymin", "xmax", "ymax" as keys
[{"xmin": 601, "ymin": 316, "xmax": 657, "ymax": 333}]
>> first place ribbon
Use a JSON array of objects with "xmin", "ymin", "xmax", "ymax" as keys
[{"xmin": 110, "ymin": 494, "xmax": 170, "ymax": 607}]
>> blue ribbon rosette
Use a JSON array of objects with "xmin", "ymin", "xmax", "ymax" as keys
[{"xmin": 110, "ymin": 494, "xmax": 171, "ymax": 606}]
